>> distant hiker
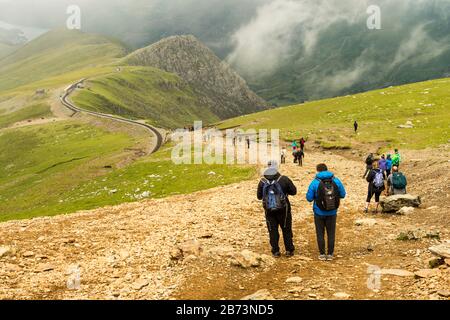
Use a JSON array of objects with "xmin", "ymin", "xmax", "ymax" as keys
[
  {"xmin": 387, "ymin": 166, "xmax": 407, "ymax": 196},
  {"xmin": 306, "ymin": 163, "xmax": 346, "ymax": 261},
  {"xmin": 386, "ymin": 154, "xmax": 393, "ymax": 177},
  {"xmin": 365, "ymin": 160, "xmax": 386, "ymax": 214},
  {"xmin": 363, "ymin": 153, "xmax": 374, "ymax": 178},
  {"xmin": 354, "ymin": 121, "xmax": 358, "ymax": 133},
  {"xmin": 379, "ymin": 154, "xmax": 387, "ymax": 176},
  {"xmin": 257, "ymin": 161, "xmax": 297, "ymax": 258},
  {"xmin": 246, "ymin": 137, "xmax": 251, "ymax": 149},
  {"xmin": 281, "ymin": 147, "xmax": 287, "ymax": 164},
  {"xmin": 392, "ymin": 149, "xmax": 402, "ymax": 168},
  {"xmin": 300, "ymin": 137, "xmax": 306, "ymax": 151},
  {"xmin": 294, "ymin": 149, "xmax": 305, "ymax": 167}
]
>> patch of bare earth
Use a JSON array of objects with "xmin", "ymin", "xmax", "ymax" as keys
[{"xmin": 0, "ymin": 146, "xmax": 448, "ymax": 300}]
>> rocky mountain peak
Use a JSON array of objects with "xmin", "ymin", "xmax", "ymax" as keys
[{"xmin": 124, "ymin": 35, "xmax": 269, "ymax": 120}]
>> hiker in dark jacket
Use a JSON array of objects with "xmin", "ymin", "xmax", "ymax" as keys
[
  {"xmin": 257, "ymin": 161, "xmax": 297, "ymax": 258},
  {"xmin": 294, "ymin": 149, "xmax": 304, "ymax": 166},
  {"xmin": 365, "ymin": 160, "xmax": 386, "ymax": 214},
  {"xmin": 306, "ymin": 163, "xmax": 346, "ymax": 261},
  {"xmin": 363, "ymin": 153, "xmax": 374, "ymax": 178},
  {"xmin": 354, "ymin": 121, "xmax": 358, "ymax": 133}
]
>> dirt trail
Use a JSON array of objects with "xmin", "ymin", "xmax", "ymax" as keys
[{"xmin": 0, "ymin": 147, "xmax": 448, "ymax": 300}]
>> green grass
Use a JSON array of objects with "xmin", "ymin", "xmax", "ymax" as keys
[
  {"xmin": 0, "ymin": 29, "xmax": 127, "ymax": 92},
  {"xmin": 72, "ymin": 66, "xmax": 218, "ymax": 128},
  {"xmin": 0, "ymin": 103, "xmax": 51, "ymax": 128},
  {"xmin": 0, "ymin": 121, "xmax": 134, "ymax": 221},
  {"xmin": 0, "ymin": 130, "xmax": 255, "ymax": 221},
  {"xmin": 218, "ymin": 78, "xmax": 450, "ymax": 150},
  {"xmin": 44, "ymin": 144, "xmax": 255, "ymax": 218}
]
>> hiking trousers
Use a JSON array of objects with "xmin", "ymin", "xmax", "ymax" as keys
[
  {"xmin": 265, "ymin": 208, "xmax": 295, "ymax": 254},
  {"xmin": 314, "ymin": 214, "xmax": 337, "ymax": 255}
]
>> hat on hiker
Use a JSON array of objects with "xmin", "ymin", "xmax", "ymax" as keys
[{"xmin": 263, "ymin": 160, "xmax": 279, "ymax": 176}]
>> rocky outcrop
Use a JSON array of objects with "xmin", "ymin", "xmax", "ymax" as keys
[
  {"xmin": 429, "ymin": 243, "xmax": 450, "ymax": 259},
  {"xmin": 380, "ymin": 194, "xmax": 421, "ymax": 213},
  {"xmin": 124, "ymin": 35, "xmax": 269, "ymax": 120}
]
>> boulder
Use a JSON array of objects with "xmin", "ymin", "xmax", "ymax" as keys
[
  {"xmin": 241, "ymin": 289, "xmax": 274, "ymax": 300},
  {"xmin": 380, "ymin": 195, "xmax": 421, "ymax": 213},
  {"xmin": 429, "ymin": 243, "xmax": 450, "ymax": 259},
  {"xmin": 230, "ymin": 250, "xmax": 263, "ymax": 268}
]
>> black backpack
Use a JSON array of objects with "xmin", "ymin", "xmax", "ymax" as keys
[
  {"xmin": 316, "ymin": 178, "xmax": 340, "ymax": 211},
  {"xmin": 365, "ymin": 156, "xmax": 373, "ymax": 165},
  {"xmin": 261, "ymin": 177, "xmax": 287, "ymax": 212}
]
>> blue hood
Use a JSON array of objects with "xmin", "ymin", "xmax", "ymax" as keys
[{"xmin": 316, "ymin": 171, "xmax": 334, "ymax": 180}]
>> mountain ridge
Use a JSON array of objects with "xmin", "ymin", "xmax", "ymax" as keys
[{"xmin": 124, "ymin": 34, "xmax": 270, "ymax": 120}]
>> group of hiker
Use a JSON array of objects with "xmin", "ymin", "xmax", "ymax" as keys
[
  {"xmin": 257, "ymin": 160, "xmax": 346, "ymax": 261},
  {"xmin": 257, "ymin": 146, "xmax": 408, "ymax": 261},
  {"xmin": 363, "ymin": 149, "xmax": 407, "ymax": 213},
  {"xmin": 281, "ymin": 138, "xmax": 306, "ymax": 166}
]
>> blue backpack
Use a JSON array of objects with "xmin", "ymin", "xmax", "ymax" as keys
[{"xmin": 261, "ymin": 177, "xmax": 287, "ymax": 212}]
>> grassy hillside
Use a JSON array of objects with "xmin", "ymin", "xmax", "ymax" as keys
[
  {"xmin": 0, "ymin": 102, "xmax": 51, "ymax": 128},
  {"xmin": 0, "ymin": 42, "xmax": 18, "ymax": 59},
  {"xmin": 218, "ymin": 78, "xmax": 450, "ymax": 151},
  {"xmin": 0, "ymin": 122, "xmax": 255, "ymax": 222},
  {"xmin": 0, "ymin": 29, "xmax": 127, "ymax": 92},
  {"xmin": 72, "ymin": 67, "xmax": 219, "ymax": 128}
]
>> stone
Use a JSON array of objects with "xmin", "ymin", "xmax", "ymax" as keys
[
  {"xmin": 179, "ymin": 240, "xmax": 202, "ymax": 257},
  {"xmin": 428, "ymin": 257, "xmax": 445, "ymax": 269},
  {"xmin": 414, "ymin": 269, "xmax": 440, "ymax": 279},
  {"xmin": 5, "ymin": 263, "xmax": 21, "ymax": 272},
  {"xmin": 355, "ymin": 218, "xmax": 377, "ymax": 227},
  {"xmin": 397, "ymin": 207, "xmax": 415, "ymax": 215},
  {"xmin": 380, "ymin": 269, "xmax": 414, "ymax": 277},
  {"xmin": 170, "ymin": 248, "xmax": 183, "ymax": 261},
  {"xmin": 132, "ymin": 279, "xmax": 150, "ymax": 290},
  {"xmin": 22, "ymin": 251, "xmax": 35, "ymax": 258},
  {"xmin": 285, "ymin": 277, "xmax": 303, "ymax": 284},
  {"xmin": 231, "ymin": 250, "xmax": 262, "ymax": 268},
  {"xmin": 36, "ymin": 264, "xmax": 55, "ymax": 272},
  {"xmin": 184, "ymin": 255, "xmax": 198, "ymax": 263},
  {"xmin": 437, "ymin": 290, "xmax": 450, "ymax": 298},
  {"xmin": 0, "ymin": 246, "xmax": 12, "ymax": 258},
  {"xmin": 397, "ymin": 231, "xmax": 421, "ymax": 241},
  {"xmin": 333, "ymin": 292, "xmax": 351, "ymax": 299},
  {"xmin": 380, "ymin": 194, "xmax": 421, "ymax": 213},
  {"xmin": 429, "ymin": 243, "xmax": 450, "ymax": 259},
  {"xmin": 241, "ymin": 289, "xmax": 274, "ymax": 300}
]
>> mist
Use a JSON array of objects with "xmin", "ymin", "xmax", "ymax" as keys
[{"xmin": 1, "ymin": 0, "xmax": 449, "ymax": 103}]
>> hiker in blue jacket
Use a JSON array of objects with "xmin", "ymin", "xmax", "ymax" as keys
[{"xmin": 307, "ymin": 163, "xmax": 346, "ymax": 261}]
